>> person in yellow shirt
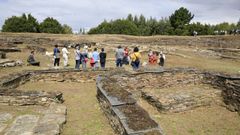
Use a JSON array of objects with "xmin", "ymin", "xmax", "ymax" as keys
[{"xmin": 130, "ymin": 47, "xmax": 141, "ymax": 70}]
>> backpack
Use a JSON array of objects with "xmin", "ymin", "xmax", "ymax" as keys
[{"xmin": 134, "ymin": 53, "xmax": 140, "ymax": 63}]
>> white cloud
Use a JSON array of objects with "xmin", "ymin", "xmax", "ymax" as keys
[{"xmin": 0, "ymin": 0, "xmax": 239, "ymax": 31}]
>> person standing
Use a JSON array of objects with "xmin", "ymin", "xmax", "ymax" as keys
[
  {"xmin": 62, "ymin": 45, "xmax": 70, "ymax": 67},
  {"xmin": 123, "ymin": 47, "xmax": 129, "ymax": 65},
  {"xmin": 115, "ymin": 46, "xmax": 124, "ymax": 67},
  {"xmin": 75, "ymin": 46, "xmax": 81, "ymax": 69},
  {"xmin": 81, "ymin": 47, "xmax": 88, "ymax": 70},
  {"xmin": 99, "ymin": 48, "xmax": 107, "ymax": 69},
  {"xmin": 53, "ymin": 45, "xmax": 60, "ymax": 67},
  {"xmin": 92, "ymin": 48, "xmax": 99, "ymax": 70},
  {"xmin": 130, "ymin": 47, "xmax": 141, "ymax": 70},
  {"xmin": 88, "ymin": 48, "xmax": 94, "ymax": 68},
  {"xmin": 159, "ymin": 51, "xmax": 166, "ymax": 67}
]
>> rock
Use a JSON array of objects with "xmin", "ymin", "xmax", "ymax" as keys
[
  {"xmin": 5, "ymin": 115, "xmax": 39, "ymax": 135},
  {"xmin": 0, "ymin": 123, "xmax": 7, "ymax": 132},
  {"xmin": 39, "ymin": 114, "xmax": 66, "ymax": 125},
  {"xmin": 0, "ymin": 113, "xmax": 13, "ymax": 122},
  {"xmin": 33, "ymin": 123, "xmax": 60, "ymax": 135},
  {"xmin": 41, "ymin": 103, "xmax": 67, "ymax": 115}
]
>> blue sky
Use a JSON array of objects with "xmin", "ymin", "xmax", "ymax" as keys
[{"xmin": 0, "ymin": 0, "xmax": 239, "ymax": 31}]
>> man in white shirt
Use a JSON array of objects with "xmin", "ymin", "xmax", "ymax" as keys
[{"xmin": 62, "ymin": 45, "xmax": 70, "ymax": 67}]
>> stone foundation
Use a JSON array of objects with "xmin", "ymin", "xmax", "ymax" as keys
[
  {"xmin": 0, "ymin": 89, "xmax": 63, "ymax": 106},
  {"xmin": 110, "ymin": 68, "xmax": 240, "ymax": 114},
  {"xmin": 97, "ymin": 74, "xmax": 164, "ymax": 135},
  {"xmin": 0, "ymin": 72, "xmax": 31, "ymax": 89},
  {"xmin": 204, "ymin": 73, "xmax": 240, "ymax": 112}
]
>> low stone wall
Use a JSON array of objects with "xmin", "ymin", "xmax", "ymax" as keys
[
  {"xmin": 0, "ymin": 89, "xmax": 63, "ymax": 106},
  {"xmin": 204, "ymin": 73, "xmax": 240, "ymax": 112},
  {"xmin": 0, "ymin": 48, "xmax": 21, "ymax": 52},
  {"xmin": 31, "ymin": 69, "xmax": 106, "ymax": 83},
  {"xmin": 0, "ymin": 72, "xmax": 31, "ymax": 89},
  {"xmin": 97, "ymin": 75, "xmax": 164, "ymax": 135},
  {"xmin": 110, "ymin": 68, "xmax": 239, "ymax": 113}
]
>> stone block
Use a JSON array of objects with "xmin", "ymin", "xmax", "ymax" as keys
[{"xmin": 5, "ymin": 115, "xmax": 39, "ymax": 135}]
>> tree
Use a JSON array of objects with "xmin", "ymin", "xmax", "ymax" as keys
[
  {"xmin": 2, "ymin": 13, "xmax": 39, "ymax": 32},
  {"xmin": 127, "ymin": 14, "xmax": 133, "ymax": 22},
  {"xmin": 236, "ymin": 19, "xmax": 240, "ymax": 28},
  {"xmin": 62, "ymin": 24, "xmax": 73, "ymax": 34},
  {"xmin": 39, "ymin": 17, "xmax": 63, "ymax": 34},
  {"xmin": 88, "ymin": 19, "xmax": 139, "ymax": 35},
  {"xmin": 169, "ymin": 7, "xmax": 194, "ymax": 35},
  {"xmin": 25, "ymin": 14, "xmax": 39, "ymax": 32}
]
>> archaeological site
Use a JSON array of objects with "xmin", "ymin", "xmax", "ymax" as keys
[{"xmin": 0, "ymin": 33, "xmax": 240, "ymax": 135}]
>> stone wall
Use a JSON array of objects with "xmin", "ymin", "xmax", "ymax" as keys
[
  {"xmin": 96, "ymin": 73, "xmax": 164, "ymax": 135},
  {"xmin": 204, "ymin": 73, "xmax": 240, "ymax": 112},
  {"xmin": 110, "ymin": 68, "xmax": 240, "ymax": 114},
  {"xmin": 31, "ymin": 69, "xmax": 106, "ymax": 83},
  {"xmin": 0, "ymin": 72, "xmax": 31, "ymax": 89},
  {"xmin": 0, "ymin": 89, "xmax": 63, "ymax": 106}
]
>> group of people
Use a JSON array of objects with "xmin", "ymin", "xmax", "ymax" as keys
[
  {"xmin": 115, "ymin": 46, "xmax": 142, "ymax": 70},
  {"xmin": 74, "ymin": 46, "xmax": 107, "ymax": 70},
  {"xmin": 148, "ymin": 50, "xmax": 166, "ymax": 67},
  {"xmin": 27, "ymin": 44, "xmax": 166, "ymax": 70}
]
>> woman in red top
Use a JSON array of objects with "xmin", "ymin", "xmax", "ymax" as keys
[{"xmin": 123, "ymin": 47, "xmax": 129, "ymax": 65}]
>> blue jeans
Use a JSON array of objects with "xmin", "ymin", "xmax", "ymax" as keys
[
  {"xmin": 131, "ymin": 61, "xmax": 140, "ymax": 70},
  {"xmin": 116, "ymin": 58, "xmax": 123, "ymax": 67}
]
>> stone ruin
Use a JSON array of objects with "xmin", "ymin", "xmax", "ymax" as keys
[
  {"xmin": 0, "ymin": 47, "xmax": 23, "ymax": 67},
  {"xmin": 0, "ymin": 68, "xmax": 110, "ymax": 135},
  {"xmin": 96, "ymin": 68, "xmax": 240, "ymax": 135},
  {"xmin": 0, "ymin": 69, "xmax": 70, "ymax": 135},
  {"xmin": 0, "ymin": 67, "xmax": 239, "ymax": 135}
]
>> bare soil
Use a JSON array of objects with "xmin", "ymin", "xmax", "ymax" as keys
[
  {"xmin": 102, "ymin": 78, "xmax": 135, "ymax": 104},
  {"xmin": 117, "ymin": 104, "xmax": 158, "ymax": 131}
]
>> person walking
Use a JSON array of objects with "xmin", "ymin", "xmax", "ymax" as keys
[
  {"xmin": 92, "ymin": 48, "xmax": 99, "ymax": 70},
  {"xmin": 62, "ymin": 45, "xmax": 70, "ymax": 67},
  {"xmin": 75, "ymin": 46, "xmax": 81, "ymax": 69},
  {"xmin": 99, "ymin": 48, "xmax": 107, "ymax": 69},
  {"xmin": 53, "ymin": 45, "xmax": 60, "ymax": 68},
  {"xmin": 130, "ymin": 47, "xmax": 141, "ymax": 70},
  {"xmin": 115, "ymin": 46, "xmax": 124, "ymax": 67}
]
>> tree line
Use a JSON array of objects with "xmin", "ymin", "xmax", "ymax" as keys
[
  {"xmin": 89, "ymin": 7, "xmax": 240, "ymax": 36},
  {"xmin": 1, "ymin": 13, "xmax": 73, "ymax": 34}
]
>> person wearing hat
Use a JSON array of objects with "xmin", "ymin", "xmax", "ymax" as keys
[{"xmin": 27, "ymin": 50, "xmax": 40, "ymax": 66}]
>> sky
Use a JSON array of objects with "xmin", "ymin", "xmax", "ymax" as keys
[{"xmin": 0, "ymin": 0, "xmax": 239, "ymax": 32}]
